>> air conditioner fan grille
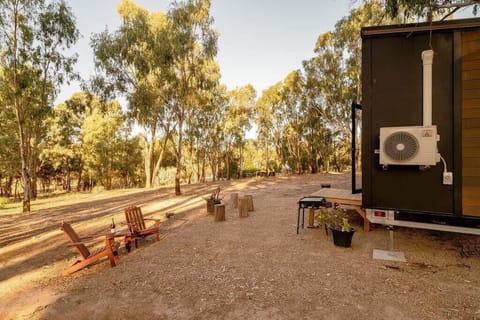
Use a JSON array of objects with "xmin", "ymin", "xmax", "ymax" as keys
[{"xmin": 383, "ymin": 131, "xmax": 419, "ymax": 161}]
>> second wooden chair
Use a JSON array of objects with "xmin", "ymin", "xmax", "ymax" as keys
[{"xmin": 124, "ymin": 206, "xmax": 161, "ymax": 248}]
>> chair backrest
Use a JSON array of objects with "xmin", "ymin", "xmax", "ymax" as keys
[
  {"xmin": 125, "ymin": 206, "xmax": 146, "ymax": 232},
  {"xmin": 61, "ymin": 222, "xmax": 90, "ymax": 259}
]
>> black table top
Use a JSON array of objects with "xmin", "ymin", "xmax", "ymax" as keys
[{"xmin": 298, "ymin": 196, "xmax": 326, "ymax": 208}]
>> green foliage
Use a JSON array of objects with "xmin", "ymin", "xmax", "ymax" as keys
[
  {"xmin": 382, "ymin": 0, "xmax": 479, "ymax": 21},
  {"xmin": 0, "ymin": 197, "xmax": 9, "ymax": 209},
  {"xmin": 223, "ymin": 85, "xmax": 256, "ymax": 179},
  {"xmin": 315, "ymin": 207, "xmax": 351, "ymax": 232},
  {"xmin": 92, "ymin": 185, "xmax": 105, "ymax": 193},
  {"xmin": 253, "ymin": 3, "xmax": 392, "ymax": 175},
  {"xmin": 91, "ymin": 0, "xmax": 174, "ymax": 189},
  {"xmin": 81, "ymin": 100, "xmax": 127, "ymax": 190},
  {"xmin": 155, "ymin": 167, "xmax": 176, "ymax": 186}
]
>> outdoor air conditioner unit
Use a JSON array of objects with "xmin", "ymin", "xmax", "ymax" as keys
[{"xmin": 379, "ymin": 125, "xmax": 440, "ymax": 166}]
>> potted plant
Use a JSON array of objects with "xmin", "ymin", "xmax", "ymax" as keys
[
  {"xmin": 204, "ymin": 187, "xmax": 222, "ymax": 213},
  {"xmin": 314, "ymin": 207, "xmax": 355, "ymax": 247}
]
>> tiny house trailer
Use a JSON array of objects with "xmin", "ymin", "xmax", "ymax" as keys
[{"xmin": 360, "ymin": 18, "xmax": 480, "ymax": 234}]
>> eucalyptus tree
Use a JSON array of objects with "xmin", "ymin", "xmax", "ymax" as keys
[
  {"xmin": 0, "ymin": 0, "xmax": 79, "ymax": 212},
  {"xmin": 42, "ymin": 102, "xmax": 82, "ymax": 191},
  {"xmin": 280, "ymin": 71, "xmax": 305, "ymax": 173},
  {"xmin": 182, "ymin": 59, "xmax": 221, "ymax": 183},
  {"xmin": 0, "ymin": 99, "xmax": 19, "ymax": 196},
  {"xmin": 305, "ymin": 2, "xmax": 389, "ymax": 171},
  {"xmin": 91, "ymin": 0, "xmax": 173, "ymax": 189},
  {"xmin": 81, "ymin": 100, "xmax": 127, "ymax": 190},
  {"xmin": 167, "ymin": 0, "xmax": 218, "ymax": 194},
  {"xmin": 255, "ymin": 83, "xmax": 282, "ymax": 173},
  {"xmin": 224, "ymin": 84, "xmax": 255, "ymax": 179},
  {"xmin": 302, "ymin": 58, "xmax": 334, "ymax": 173},
  {"xmin": 205, "ymin": 84, "xmax": 227, "ymax": 181},
  {"xmin": 41, "ymin": 92, "xmax": 103, "ymax": 191}
]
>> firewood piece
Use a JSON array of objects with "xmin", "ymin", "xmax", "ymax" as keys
[
  {"xmin": 238, "ymin": 197, "xmax": 248, "ymax": 217},
  {"xmin": 245, "ymin": 194, "xmax": 254, "ymax": 211},
  {"xmin": 214, "ymin": 204, "xmax": 226, "ymax": 222},
  {"xmin": 231, "ymin": 193, "xmax": 239, "ymax": 208}
]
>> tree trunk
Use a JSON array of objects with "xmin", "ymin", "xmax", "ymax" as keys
[
  {"xmin": 265, "ymin": 140, "xmax": 270, "ymax": 173},
  {"xmin": 151, "ymin": 137, "xmax": 168, "ymax": 187},
  {"xmin": 15, "ymin": 102, "xmax": 31, "ymax": 212},
  {"xmin": 174, "ymin": 120, "xmax": 183, "ymax": 196},
  {"xmin": 76, "ymin": 163, "xmax": 83, "ymax": 191},
  {"xmin": 66, "ymin": 165, "xmax": 71, "ymax": 192},
  {"xmin": 143, "ymin": 134, "xmax": 153, "ymax": 188},
  {"xmin": 239, "ymin": 143, "xmax": 244, "ymax": 178},
  {"xmin": 226, "ymin": 151, "xmax": 231, "ymax": 180},
  {"xmin": 210, "ymin": 158, "xmax": 217, "ymax": 182},
  {"xmin": 6, "ymin": 176, "xmax": 13, "ymax": 197}
]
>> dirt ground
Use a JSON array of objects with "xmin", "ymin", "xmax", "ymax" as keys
[{"xmin": 1, "ymin": 173, "xmax": 480, "ymax": 320}]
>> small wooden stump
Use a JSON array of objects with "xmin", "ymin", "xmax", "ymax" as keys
[
  {"xmin": 230, "ymin": 193, "xmax": 239, "ymax": 208},
  {"xmin": 238, "ymin": 197, "xmax": 249, "ymax": 217},
  {"xmin": 214, "ymin": 204, "xmax": 226, "ymax": 222},
  {"xmin": 245, "ymin": 194, "xmax": 254, "ymax": 211}
]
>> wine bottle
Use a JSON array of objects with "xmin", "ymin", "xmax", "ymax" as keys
[{"xmin": 110, "ymin": 217, "xmax": 116, "ymax": 233}]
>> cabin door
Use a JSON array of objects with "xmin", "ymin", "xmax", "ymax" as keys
[{"xmin": 351, "ymin": 102, "xmax": 362, "ymax": 194}]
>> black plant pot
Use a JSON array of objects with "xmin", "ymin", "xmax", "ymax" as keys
[
  {"xmin": 330, "ymin": 227, "xmax": 355, "ymax": 247},
  {"xmin": 206, "ymin": 199, "xmax": 221, "ymax": 213}
]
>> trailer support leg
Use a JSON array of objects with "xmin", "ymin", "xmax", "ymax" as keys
[
  {"xmin": 372, "ymin": 225, "xmax": 407, "ymax": 262},
  {"xmin": 388, "ymin": 225, "xmax": 395, "ymax": 251}
]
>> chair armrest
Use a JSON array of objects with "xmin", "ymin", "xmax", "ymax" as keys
[
  {"xmin": 67, "ymin": 242, "xmax": 86, "ymax": 247},
  {"xmin": 144, "ymin": 218, "xmax": 161, "ymax": 227}
]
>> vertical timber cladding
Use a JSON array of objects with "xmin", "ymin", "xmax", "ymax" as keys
[
  {"xmin": 363, "ymin": 32, "xmax": 454, "ymax": 213},
  {"xmin": 462, "ymin": 30, "xmax": 480, "ymax": 217}
]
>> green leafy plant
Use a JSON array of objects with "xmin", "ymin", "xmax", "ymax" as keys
[
  {"xmin": 0, "ymin": 197, "xmax": 9, "ymax": 209},
  {"xmin": 314, "ymin": 207, "xmax": 351, "ymax": 232}
]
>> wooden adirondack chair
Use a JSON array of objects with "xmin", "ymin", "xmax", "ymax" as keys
[
  {"xmin": 60, "ymin": 222, "xmax": 120, "ymax": 276},
  {"xmin": 124, "ymin": 206, "xmax": 161, "ymax": 248}
]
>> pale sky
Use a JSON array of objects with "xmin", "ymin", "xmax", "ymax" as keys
[{"xmin": 57, "ymin": 0, "xmax": 352, "ymax": 103}]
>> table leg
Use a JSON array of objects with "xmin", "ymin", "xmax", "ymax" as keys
[
  {"xmin": 301, "ymin": 208, "xmax": 305, "ymax": 229},
  {"xmin": 297, "ymin": 206, "xmax": 301, "ymax": 234},
  {"xmin": 353, "ymin": 206, "xmax": 370, "ymax": 232}
]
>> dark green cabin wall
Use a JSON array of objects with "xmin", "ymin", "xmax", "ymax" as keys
[{"xmin": 362, "ymin": 32, "xmax": 455, "ymax": 214}]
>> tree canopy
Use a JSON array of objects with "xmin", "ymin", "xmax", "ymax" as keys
[{"xmin": 1, "ymin": 0, "xmax": 477, "ymax": 209}]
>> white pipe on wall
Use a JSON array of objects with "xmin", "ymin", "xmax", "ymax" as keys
[{"xmin": 422, "ymin": 50, "xmax": 434, "ymax": 127}]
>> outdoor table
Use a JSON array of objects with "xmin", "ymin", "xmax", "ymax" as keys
[
  {"xmin": 310, "ymin": 188, "xmax": 369, "ymax": 232},
  {"xmin": 106, "ymin": 230, "xmax": 133, "ymax": 252}
]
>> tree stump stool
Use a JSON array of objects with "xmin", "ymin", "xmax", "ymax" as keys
[
  {"xmin": 230, "ymin": 193, "xmax": 239, "ymax": 208},
  {"xmin": 214, "ymin": 204, "xmax": 226, "ymax": 222},
  {"xmin": 238, "ymin": 197, "xmax": 248, "ymax": 217},
  {"xmin": 245, "ymin": 194, "xmax": 254, "ymax": 211}
]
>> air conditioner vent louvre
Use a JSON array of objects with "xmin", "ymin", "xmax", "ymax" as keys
[{"xmin": 383, "ymin": 131, "xmax": 419, "ymax": 161}]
